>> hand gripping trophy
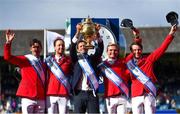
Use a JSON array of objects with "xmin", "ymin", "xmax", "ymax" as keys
[{"xmin": 78, "ymin": 17, "xmax": 100, "ymax": 49}]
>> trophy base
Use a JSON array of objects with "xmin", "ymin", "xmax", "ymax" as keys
[{"xmin": 85, "ymin": 45, "xmax": 94, "ymax": 49}]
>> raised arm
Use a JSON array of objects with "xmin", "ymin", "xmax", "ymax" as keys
[
  {"xmin": 132, "ymin": 27, "xmax": 142, "ymax": 44},
  {"xmin": 93, "ymin": 36, "xmax": 104, "ymax": 57},
  {"xmin": 4, "ymin": 30, "xmax": 14, "ymax": 60},
  {"xmin": 70, "ymin": 24, "xmax": 82, "ymax": 63},
  {"xmin": 4, "ymin": 30, "xmax": 26, "ymax": 66},
  {"xmin": 92, "ymin": 25, "xmax": 104, "ymax": 58},
  {"xmin": 70, "ymin": 41, "xmax": 78, "ymax": 63},
  {"xmin": 148, "ymin": 24, "xmax": 178, "ymax": 62},
  {"xmin": 125, "ymin": 27, "xmax": 142, "ymax": 62}
]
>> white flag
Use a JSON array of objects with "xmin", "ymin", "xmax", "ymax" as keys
[
  {"xmin": 46, "ymin": 30, "xmax": 64, "ymax": 53},
  {"xmin": 65, "ymin": 18, "xmax": 71, "ymax": 35}
]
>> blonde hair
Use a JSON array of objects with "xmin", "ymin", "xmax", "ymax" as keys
[{"xmin": 106, "ymin": 42, "xmax": 119, "ymax": 52}]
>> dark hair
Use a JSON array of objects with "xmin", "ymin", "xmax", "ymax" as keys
[
  {"xmin": 53, "ymin": 38, "xmax": 64, "ymax": 47},
  {"xmin": 130, "ymin": 42, "xmax": 143, "ymax": 52},
  {"xmin": 76, "ymin": 40, "xmax": 87, "ymax": 49},
  {"xmin": 29, "ymin": 39, "xmax": 42, "ymax": 48}
]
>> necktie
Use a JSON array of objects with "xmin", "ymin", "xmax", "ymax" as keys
[
  {"xmin": 84, "ymin": 53, "xmax": 88, "ymax": 59},
  {"xmin": 134, "ymin": 59, "xmax": 138, "ymax": 65}
]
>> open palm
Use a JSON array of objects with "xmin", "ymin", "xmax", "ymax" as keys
[{"xmin": 6, "ymin": 30, "xmax": 15, "ymax": 42}]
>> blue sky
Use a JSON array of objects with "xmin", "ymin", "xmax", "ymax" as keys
[{"xmin": 0, "ymin": 0, "xmax": 179, "ymax": 30}]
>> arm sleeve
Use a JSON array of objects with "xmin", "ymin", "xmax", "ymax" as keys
[
  {"xmin": 148, "ymin": 34, "xmax": 174, "ymax": 62},
  {"xmin": 4, "ymin": 43, "xmax": 26, "ymax": 67},
  {"xmin": 125, "ymin": 53, "xmax": 133, "ymax": 62},
  {"xmin": 69, "ymin": 38, "xmax": 78, "ymax": 63},
  {"xmin": 93, "ymin": 39, "xmax": 104, "ymax": 58}
]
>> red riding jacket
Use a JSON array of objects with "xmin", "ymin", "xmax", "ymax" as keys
[
  {"xmin": 127, "ymin": 35, "xmax": 174, "ymax": 97},
  {"xmin": 46, "ymin": 55, "xmax": 72, "ymax": 97},
  {"xmin": 4, "ymin": 43, "xmax": 45, "ymax": 100}
]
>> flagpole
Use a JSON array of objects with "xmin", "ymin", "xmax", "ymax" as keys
[
  {"xmin": 43, "ymin": 28, "xmax": 47, "ymax": 113},
  {"xmin": 44, "ymin": 29, "xmax": 47, "ymax": 61}
]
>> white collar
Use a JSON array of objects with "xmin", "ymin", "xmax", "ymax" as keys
[
  {"xmin": 55, "ymin": 55, "xmax": 62, "ymax": 63},
  {"xmin": 107, "ymin": 58, "xmax": 117, "ymax": 64}
]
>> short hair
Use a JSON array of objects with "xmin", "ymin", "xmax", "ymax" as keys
[
  {"xmin": 53, "ymin": 37, "xmax": 64, "ymax": 47},
  {"xmin": 107, "ymin": 43, "xmax": 119, "ymax": 52},
  {"xmin": 29, "ymin": 39, "xmax": 42, "ymax": 48},
  {"xmin": 129, "ymin": 42, "xmax": 143, "ymax": 52},
  {"xmin": 76, "ymin": 40, "xmax": 87, "ymax": 49}
]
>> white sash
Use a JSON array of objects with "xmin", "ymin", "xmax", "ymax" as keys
[
  {"xmin": 126, "ymin": 59, "xmax": 157, "ymax": 97},
  {"xmin": 98, "ymin": 62, "xmax": 129, "ymax": 98},
  {"xmin": 78, "ymin": 54, "xmax": 99, "ymax": 91},
  {"xmin": 45, "ymin": 56, "xmax": 71, "ymax": 94},
  {"xmin": 25, "ymin": 54, "xmax": 45, "ymax": 86}
]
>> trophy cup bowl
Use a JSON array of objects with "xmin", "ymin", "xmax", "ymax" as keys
[{"xmin": 79, "ymin": 17, "xmax": 98, "ymax": 49}]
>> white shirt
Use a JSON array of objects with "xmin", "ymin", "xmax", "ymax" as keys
[
  {"xmin": 107, "ymin": 58, "xmax": 117, "ymax": 65},
  {"xmin": 55, "ymin": 55, "xmax": 62, "ymax": 63},
  {"xmin": 77, "ymin": 73, "xmax": 92, "ymax": 91},
  {"xmin": 73, "ymin": 35, "xmax": 93, "ymax": 91}
]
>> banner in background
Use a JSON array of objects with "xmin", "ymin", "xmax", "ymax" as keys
[{"xmin": 46, "ymin": 30, "xmax": 64, "ymax": 53}]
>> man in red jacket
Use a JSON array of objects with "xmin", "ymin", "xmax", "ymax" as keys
[
  {"xmin": 45, "ymin": 38, "xmax": 72, "ymax": 114},
  {"xmin": 97, "ymin": 26, "xmax": 142, "ymax": 114},
  {"xmin": 98, "ymin": 43, "xmax": 131, "ymax": 114},
  {"xmin": 126, "ymin": 24, "xmax": 178, "ymax": 114},
  {"xmin": 4, "ymin": 30, "xmax": 46, "ymax": 113}
]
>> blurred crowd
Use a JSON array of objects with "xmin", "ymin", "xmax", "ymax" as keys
[{"xmin": 0, "ymin": 94, "xmax": 21, "ymax": 114}]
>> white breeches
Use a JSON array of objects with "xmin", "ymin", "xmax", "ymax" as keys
[
  {"xmin": 132, "ymin": 93, "xmax": 156, "ymax": 114},
  {"xmin": 106, "ymin": 95, "xmax": 127, "ymax": 114},
  {"xmin": 46, "ymin": 96, "xmax": 68, "ymax": 114},
  {"xmin": 21, "ymin": 98, "xmax": 45, "ymax": 114}
]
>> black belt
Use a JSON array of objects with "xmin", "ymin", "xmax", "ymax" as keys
[{"xmin": 75, "ymin": 90, "xmax": 94, "ymax": 95}]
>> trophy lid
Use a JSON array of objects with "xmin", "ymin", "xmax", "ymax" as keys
[
  {"xmin": 166, "ymin": 11, "xmax": 179, "ymax": 25},
  {"xmin": 83, "ymin": 17, "xmax": 93, "ymax": 24},
  {"xmin": 80, "ymin": 17, "xmax": 96, "ymax": 36}
]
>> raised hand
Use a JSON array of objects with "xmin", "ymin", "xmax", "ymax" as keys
[
  {"xmin": 6, "ymin": 30, "xmax": 15, "ymax": 43},
  {"xmin": 74, "ymin": 24, "xmax": 83, "ymax": 39},
  {"xmin": 94, "ymin": 24, "xmax": 101, "ymax": 40},
  {"xmin": 132, "ymin": 28, "xmax": 142, "ymax": 44},
  {"xmin": 169, "ymin": 24, "xmax": 178, "ymax": 35},
  {"xmin": 95, "ymin": 24, "xmax": 101, "ymax": 31},
  {"xmin": 132, "ymin": 27, "xmax": 140, "ymax": 38},
  {"xmin": 76, "ymin": 24, "xmax": 82, "ymax": 33}
]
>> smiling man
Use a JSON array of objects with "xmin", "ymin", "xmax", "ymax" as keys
[
  {"xmin": 97, "ymin": 42, "xmax": 133, "ymax": 114},
  {"xmin": 4, "ymin": 30, "xmax": 46, "ymax": 113},
  {"xmin": 126, "ymin": 24, "xmax": 178, "ymax": 114},
  {"xmin": 45, "ymin": 37, "xmax": 72, "ymax": 114},
  {"xmin": 70, "ymin": 23, "xmax": 104, "ymax": 113}
]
